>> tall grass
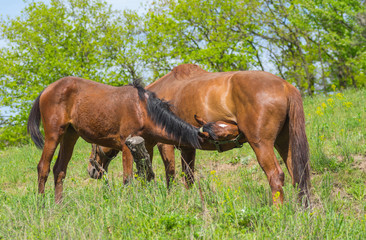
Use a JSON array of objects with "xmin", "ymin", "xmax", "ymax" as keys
[{"xmin": 0, "ymin": 88, "xmax": 365, "ymax": 239}]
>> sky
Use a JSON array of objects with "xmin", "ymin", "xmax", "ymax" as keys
[{"xmin": 0, "ymin": 0, "xmax": 149, "ymax": 19}]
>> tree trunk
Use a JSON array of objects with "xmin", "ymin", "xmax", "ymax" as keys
[{"xmin": 125, "ymin": 136, "xmax": 155, "ymax": 181}]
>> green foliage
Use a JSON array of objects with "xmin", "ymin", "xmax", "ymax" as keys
[
  {"xmin": 252, "ymin": 0, "xmax": 366, "ymax": 94},
  {"xmin": 141, "ymin": 0, "xmax": 261, "ymax": 78}
]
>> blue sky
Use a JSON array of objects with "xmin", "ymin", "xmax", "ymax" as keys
[{"xmin": 0, "ymin": 0, "xmax": 149, "ymax": 19}]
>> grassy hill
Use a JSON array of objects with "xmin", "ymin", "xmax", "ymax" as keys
[{"xmin": 0, "ymin": 88, "xmax": 365, "ymax": 239}]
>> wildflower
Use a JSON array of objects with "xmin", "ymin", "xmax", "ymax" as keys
[
  {"xmin": 319, "ymin": 135, "xmax": 325, "ymax": 141},
  {"xmin": 273, "ymin": 191, "xmax": 281, "ymax": 203},
  {"xmin": 240, "ymin": 207, "xmax": 247, "ymax": 213},
  {"xmin": 342, "ymin": 102, "xmax": 352, "ymax": 108},
  {"xmin": 331, "ymin": 84, "xmax": 336, "ymax": 91},
  {"xmin": 336, "ymin": 93, "xmax": 344, "ymax": 100},
  {"xmin": 316, "ymin": 107, "xmax": 324, "ymax": 116},
  {"xmin": 210, "ymin": 170, "xmax": 216, "ymax": 175},
  {"xmin": 321, "ymin": 102, "xmax": 327, "ymax": 109},
  {"xmin": 327, "ymin": 98, "xmax": 334, "ymax": 106}
]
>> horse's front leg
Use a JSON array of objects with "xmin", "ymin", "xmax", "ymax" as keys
[
  {"xmin": 157, "ymin": 143, "xmax": 175, "ymax": 188},
  {"xmin": 180, "ymin": 147, "xmax": 196, "ymax": 187},
  {"xmin": 144, "ymin": 141, "xmax": 156, "ymax": 182},
  {"xmin": 121, "ymin": 144, "xmax": 133, "ymax": 184}
]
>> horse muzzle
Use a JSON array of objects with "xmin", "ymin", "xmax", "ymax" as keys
[{"xmin": 88, "ymin": 159, "xmax": 105, "ymax": 179}]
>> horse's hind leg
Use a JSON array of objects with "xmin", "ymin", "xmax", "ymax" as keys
[
  {"xmin": 38, "ymin": 136, "xmax": 60, "ymax": 195},
  {"xmin": 249, "ymin": 140, "xmax": 285, "ymax": 205},
  {"xmin": 53, "ymin": 127, "xmax": 79, "ymax": 203},
  {"xmin": 236, "ymin": 112, "xmax": 285, "ymax": 204},
  {"xmin": 274, "ymin": 120, "xmax": 294, "ymax": 183}
]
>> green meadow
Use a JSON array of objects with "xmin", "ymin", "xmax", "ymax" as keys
[{"xmin": 0, "ymin": 88, "xmax": 365, "ymax": 239}]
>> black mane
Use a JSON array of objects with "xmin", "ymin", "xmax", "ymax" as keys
[{"xmin": 132, "ymin": 79, "xmax": 201, "ymax": 148}]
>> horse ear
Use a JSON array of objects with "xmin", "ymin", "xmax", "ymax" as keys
[
  {"xmin": 194, "ymin": 114, "xmax": 207, "ymax": 126},
  {"xmin": 198, "ymin": 131, "xmax": 210, "ymax": 139}
]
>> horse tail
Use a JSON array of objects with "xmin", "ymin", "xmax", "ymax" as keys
[
  {"xmin": 288, "ymin": 86, "xmax": 311, "ymax": 204},
  {"xmin": 27, "ymin": 90, "xmax": 44, "ymax": 149},
  {"xmin": 132, "ymin": 79, "xmax": 201, "ymax": 149}
]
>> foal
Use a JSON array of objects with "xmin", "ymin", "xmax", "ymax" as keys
[{"xmin": 27, "ymin": 77, "xmax": 202, "ymax": 203}]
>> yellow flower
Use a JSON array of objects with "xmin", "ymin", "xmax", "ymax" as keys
[
  {"xmin": 342, "ymin": 102, "xmax": 352, "ymax": 108},
  {"xmin": 210, "ymin": 170, "xmax": 216, "ymax": 175},
  {"xmin": 319, "ymin": 135, "xmax": 325, "ymax": 141},
  {"xmin": 327, "ymin": 98, "xmax": 334, "ymax": 106},
  {"xmin": 331, "ymin": 84, "xmax": 336, "ymax": 91},
  {"xmin": 336, "ymin": 93, "xmax": 344, "ymax": 99},
  {"xmin": 316, "ymin": 107, "xmax": 324, "ymax": 116},
  {"xmin": 273, "ymin": 191, "xmax": 281, "ymax": 203}
]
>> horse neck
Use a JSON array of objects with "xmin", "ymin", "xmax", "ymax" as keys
[{"xmin": 139, "ymin": 91, "xmax": 200, "ymax": 149}]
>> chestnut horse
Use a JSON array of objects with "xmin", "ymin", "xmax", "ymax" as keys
[
  {"xmin": 27, "ymin": 77, "xmax": 203, "ymax": 203},
  {"xmin": 88, "ymin": 64, "xmax": 311, "ymax": 206}
]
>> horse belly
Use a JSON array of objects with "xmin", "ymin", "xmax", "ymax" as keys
[
  {"xmin": 70, "ymin": 99, "xmax": 123, "ymax": 148},
  {"xmin": 171, "ymin": 83, "xmax": 236, "ymax": 125}
]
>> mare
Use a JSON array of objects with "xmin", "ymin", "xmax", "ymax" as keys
[
  {"xmin": 88, "ymin": 64, "xmax": 311, "ymax": 206},
  {"xmin": 27, "ymin": 77, "xmax": 203, "ymax": 203}
]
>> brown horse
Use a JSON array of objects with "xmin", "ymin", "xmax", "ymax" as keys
[
  {"xmin": 88, "ymin": 64, "xmax": 311, "ymax": 206},
  {"xmin": 27, "ymin": 77, "xmax": 204, "ymax": 203}
]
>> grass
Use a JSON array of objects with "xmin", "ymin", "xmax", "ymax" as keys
[{"xmin": 0, "ymin": 88, "xmax": 365, "ymax": 239}]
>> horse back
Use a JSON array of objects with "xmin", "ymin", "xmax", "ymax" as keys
[{"xmin": 39, "ymin": 77, "xmax": 144, "ymax": 147}]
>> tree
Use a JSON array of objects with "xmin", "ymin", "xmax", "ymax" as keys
[
  {"xmin": 141, "ymin": 0, "xmax": 261, "ymax": 79},
  {"xmin": 299, "ymin": 0, "xmax": 365, "ymax": 90},
  {"xmin": 0, "ymin": 0, "xmax": 142, "ymax": 147}
]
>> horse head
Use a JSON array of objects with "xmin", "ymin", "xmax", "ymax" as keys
[
  {"xmin": 87, "ymin": 144, "xmax": 119, "ymax": 179},
  {"xmin": 194, "ymin": 115, "xmax": 239, "ymax": 141}
]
